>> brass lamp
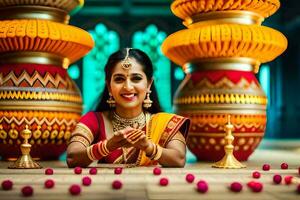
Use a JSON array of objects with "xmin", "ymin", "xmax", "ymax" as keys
[{"xmin": 8, "ymin": 125, "xmax": 42, "ymax": 169}]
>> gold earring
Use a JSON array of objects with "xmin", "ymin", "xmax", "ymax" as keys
[
  {"xmin": 106, "ymin": 93, "xmax": 116, "ymax": 108},
  {"xmin": 143, "ymin": 91, "xmax": 153, "ymax": 109}
]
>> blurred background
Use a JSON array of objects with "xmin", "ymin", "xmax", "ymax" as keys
[{"xmin": 68, "ymin": 0, "xmax": 300, "ymax": 141}]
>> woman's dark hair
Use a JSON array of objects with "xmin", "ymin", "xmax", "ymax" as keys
[{"xmin": 95, "ymin": 48, "xmax": 161, "ymax": 113}]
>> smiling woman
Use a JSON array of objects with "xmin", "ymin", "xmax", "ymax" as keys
[
  {"xmin": 66, "ymin": 48, "xmax": 190, "ymax": 168},
  {"xmin": 109, "ymin": 56, "xmax": 150, "ymax": 114}
]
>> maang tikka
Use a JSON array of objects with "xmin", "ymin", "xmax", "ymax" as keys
[{"xmin": 121, "ymin": 48, "xmax": 132, "ymax": 70}]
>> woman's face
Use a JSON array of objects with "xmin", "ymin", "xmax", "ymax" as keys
[{"xmin": 108, "ymin": 57, "xmax": 151, "ymax": 112}]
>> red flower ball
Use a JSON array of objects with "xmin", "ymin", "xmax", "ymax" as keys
[
  {"xmin": 196, "ymin": 180, "xmax": 208, "ymax": 193},
  {"xmin": 74, "ymin": 167, "xmax": 82, "ymax": 174},
  {"xmin": 297, "ymin": 184, "xmax": 300, "ymax": 194},
  {"xmin": 89, "ymin": 167, "xmax": 97, "ymax": 175},
  {"xmin": 82, "ymin": 176, "xmax": 92, "ymax": 186},
  {"xmin": 159, "ymin": 178, "xmax": 169, "ymax": 186},
  {"xmin": 153, "ymin": 167, "xmax": 161, "ymax": 176},
  {"xmin": 44, "ymin": 179, "xmax": 55, "ymax": 189},
  {"xmin": 252, "ymin": 171, "xmax": 261, "ymax": 179},
  {"xmin": 185, "ymin": 173, "xmax": 195, "ymax": 183},
  {"xmin": 230, "ymin": 182, "xmax": 243, "ymax": 192},
  {"xmin": 247, "ymin": 181, "xmax": 263, "ymax": 192},
  {"xmin": 45, "ymin": 168, "xmax": 54, "ymax": 175},
  {"xmin": 284, "ymin": 176, "xmax": 293, "ymax": 185},
  {"xmin": 262, "ymin": 164, "xmax": 270, "ymax": 171},
  {"xmin": 112, "ymin": 180, "xmax": 122, "ymax": 190},
  {"xmin": 1, "ymin": 180, "xmax": 13, "ymax": 190},
  {"xmin": 252, "ymin": 182, "xmax": 263, "ymax": 193},
  {"xmin": 114, "ymin": 167, "xmax": 123, "ymax": 175},
  {"xmin": 247, "ymin": 181, "xmax": 256, "ymax": 188},
  {"xmin": 273, "ymin": 174, "xmax": 282, "ymax": 184},
  {"xmin": 281, "ymin": 163, "xmax": 288, "ymax": 170},
  {"xmin": 21, "ymin": 186, "xmax": 33, "ymax": 197},
  {"xmin": 69, "ymin": 184, "xmax": 81, "ymax": 195}
]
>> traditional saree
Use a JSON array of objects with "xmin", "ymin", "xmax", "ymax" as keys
[{"xmin": 70, "ymin": 111, "xmax": 190, "ymax": 166}]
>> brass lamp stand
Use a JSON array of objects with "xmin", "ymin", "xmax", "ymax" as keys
[
  {"xmin": 212, "ymin": 115, "xmax": 246, "ymax": 169},
  {"xmin": 8, "ymin": 125, "xmax": 42, "ymax": 169}
]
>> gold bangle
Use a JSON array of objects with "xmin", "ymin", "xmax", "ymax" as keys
[
  {"xmin": 153, "ymin": 145, "xmax": 163, "ymax": 161},
  {"xmin": 149, "ymin": 144, "xmax": 158, "ymax": 160},
  {"xmin": 145, "ymin": 142, "xmax": 155, "ymax": 157},
  {"xmin": 102, "ymin": 140, "xmax": 110, "ymax": 155},
  {"xmin": 86, "ymin": 145, "xmax": 96, "ymax": 161},
  {"xmin": 97, "ymin": 140, "xmax": 109, "ymax": 157},
  {"xmin": 98, "ymin": 140, "xmax": 110, "ymax": 156}
]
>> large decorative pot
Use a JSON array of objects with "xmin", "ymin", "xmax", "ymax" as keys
[
  {"xmin": 0, "ymin": 63, "xmax": 82, "ymax": 160},
  {"xmin": 0, "ymin": 0, "xmax": 94, "ymax": 160},
  {"xmin": 162, "ymin": 0, "xmax": 287, "ymax": 161},
  {"xmin": 174, "ymin": 69, "xmax": 267, "ymax": 161}
]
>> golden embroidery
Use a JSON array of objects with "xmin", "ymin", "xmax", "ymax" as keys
[
  {"xmin": 71, "ymin": 123, "xmax": 94, "ymax": 143},
  {"xmin": 69, "ymin": 136, "xmax": 89, "ymax": 147}
]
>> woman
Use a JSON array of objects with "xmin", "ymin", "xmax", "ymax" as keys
[{"xmin": 67, "ymin": 48, "xmax": 190, "ymax": 168}]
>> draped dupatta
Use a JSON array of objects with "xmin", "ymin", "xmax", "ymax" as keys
[{"xmin": 137, "ymin": 112, "xmax": 190, "ymax": 166}]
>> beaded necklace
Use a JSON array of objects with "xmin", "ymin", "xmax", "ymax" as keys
[{"xmin": 112, "ymin": 111, "xmax": 146, "ymax": 132}]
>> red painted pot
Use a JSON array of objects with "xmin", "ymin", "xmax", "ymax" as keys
[
  {"xmin": 0, "ymin": 63, "xmax": 82, "ymax": 160},
  {"xmin": 174, "ymin": 70, "xmax": 266, "ymax": 161}
]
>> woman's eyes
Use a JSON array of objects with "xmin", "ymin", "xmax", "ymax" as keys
[
  {"xmin": 131, "ymin": 76, "xmax": 143, "ymax": 81},
  {"xmin": 114, "ymin": 77, "xmax": 125, "ymax": 82},
  {"xmin": 113, "ymin": 76, "xmax": 143, "ymax": 82}
]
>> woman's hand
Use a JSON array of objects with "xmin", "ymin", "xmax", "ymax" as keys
[
  {"xmin": 106, "ymin": 127, "xmax": 134, "ymax": 151},
  {"xmin": 122, "ymin": 129, "xmax": 152, "ymax": 153},
  {"xmin": 125, "ymin": 129, "xmax": 144, "ymax": 143},
  {"xmin": 107, "ymin": 127, "xmax": 153, "ymax": 154},
  {"xmin": 129, "ymin": 133, "xmax": 154, "ymax": 156}
]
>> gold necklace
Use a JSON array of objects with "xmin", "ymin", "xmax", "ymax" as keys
[{"xmin": 112, "ymin": 111, "xmax": 146, "ymax": 132}]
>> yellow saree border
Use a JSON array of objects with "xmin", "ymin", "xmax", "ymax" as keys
[{"xmin": 138, "ymin": 112, "xmax": 189, "ymax": 166}]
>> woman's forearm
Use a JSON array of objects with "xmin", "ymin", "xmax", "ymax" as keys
[
  {"xmin": 157, "ymin": 147, "xmax": 186, "ymax": 167},
  {"xmin": 66, "ymin": 143, "xmax": 93, "ymax": 168}
]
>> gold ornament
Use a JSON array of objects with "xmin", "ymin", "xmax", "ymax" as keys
[
  {"xmin": 112, "ymin": 111, "xmax": 146, "ymax": 132},
  {"xmin": 143, "ymin": 91, "xmax": 153, "ymax": 109},
  {"xmin": 0, "ymin": 125, "xmax": 7, "ymax": 139},
  {"xmin": 8, "ymin": 125, "xmax": 42, "ymax": 169},
  {"xmin": 106, "ymin": 93, "xmax": 116, "ymax": 108},
  {"xmin": 121, "ymin": 48, "xmax": 132, "ymax": 70},
  {"xmin": 33, "ymin": 126, "xmax": 42, "ymax": 139},
  {"xmin": 8, "ymin": 123, "xmax": 18, "ymax": 139},
  {"xmin": 212, "ymin": 115, "xmax": 246, "ymax": 169}
]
